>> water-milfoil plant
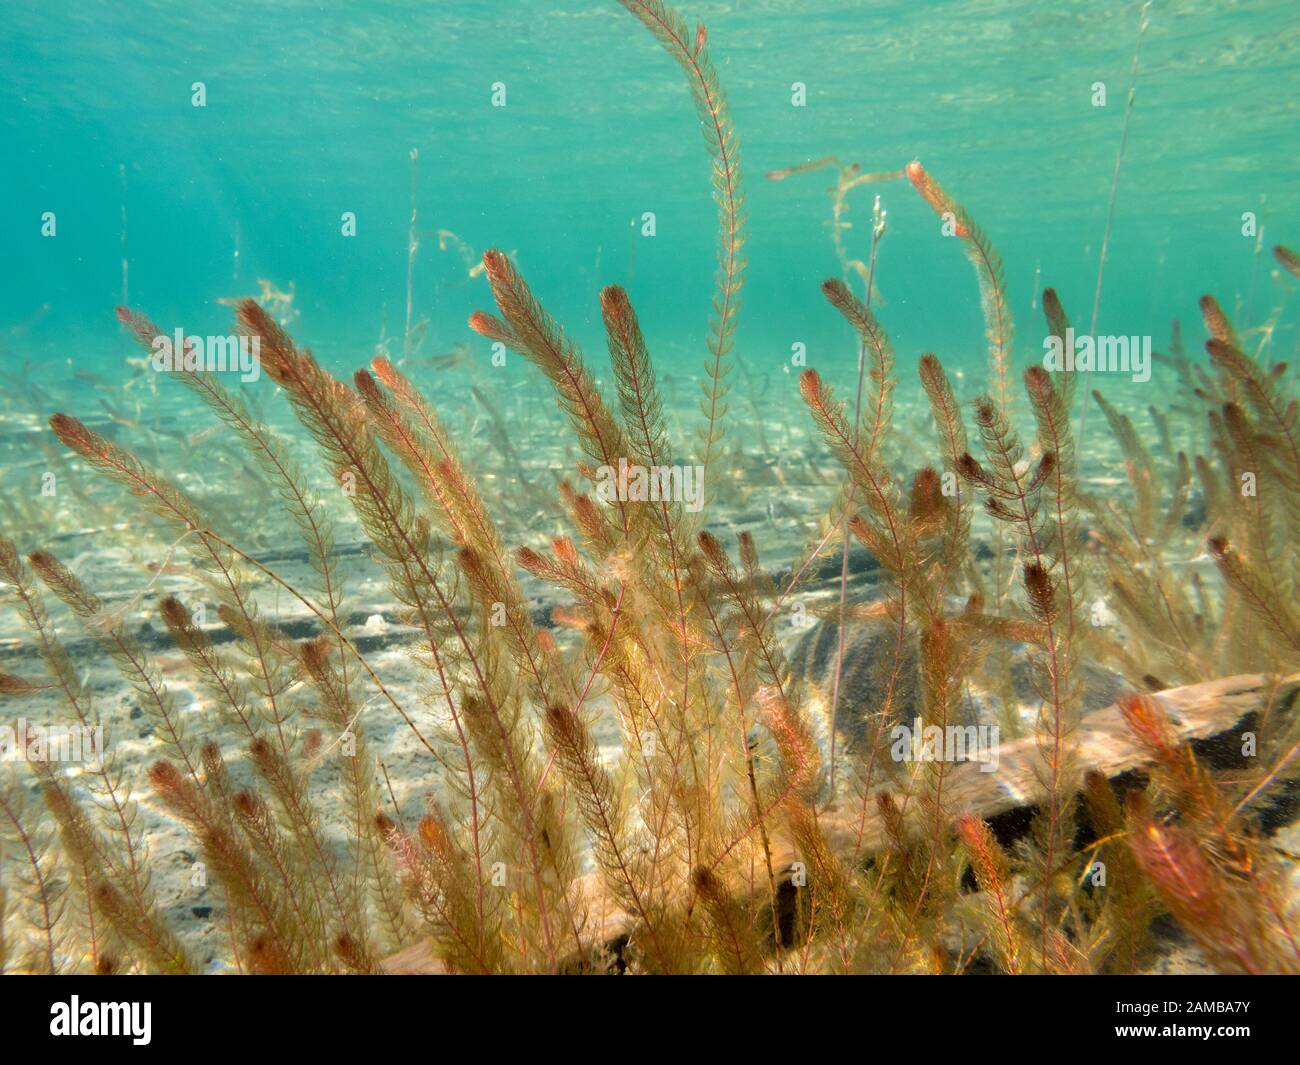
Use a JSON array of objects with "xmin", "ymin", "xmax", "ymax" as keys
[{"xmin": 2, "ymin": 2, "xmax": 1298, "ymax": 976}]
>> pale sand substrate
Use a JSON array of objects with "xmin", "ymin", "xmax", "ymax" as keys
[{"xmin": 0, "ymin": 367, "xmax": 1283, "ymax": 972}]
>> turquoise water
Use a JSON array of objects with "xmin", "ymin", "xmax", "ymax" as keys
[
  {"xmin": 4, "ymin": 1, "xmax": 1300, "ymax": 983},
  {"xmin": 3, "ymin": 0, "xmax": 1298, "ymax": 403}
]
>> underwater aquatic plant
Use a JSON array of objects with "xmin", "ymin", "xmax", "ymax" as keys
[
  {"xmin": 1275, "ymin": 244, "xmax": 1300, "ymax": 278},
  {"xmin": 905, "ymin": 161, "xmax": 1014, "ymax": 422},
  {"xmin": 1079, "ymin": 0, "xmax": 1154, "ymax": 449},
  {"xmin": 765, "ymin": 155, "xmax": 902, "ymax": 297},
  {"xmin": 618, "ymin": 0, "xmax": 747, "ymax": 507},
  {"xmin": 2, "ymin": 0, "xmax": 1300, "ymax": 979}
]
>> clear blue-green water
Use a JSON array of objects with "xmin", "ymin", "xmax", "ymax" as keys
[
  {"xmin": 3, "ymin": 0, "xmax": 1298, "ymax": 413},
  {"xmin": 4, "ymin": 2, "xmax": 1300, "ymax": 983}
]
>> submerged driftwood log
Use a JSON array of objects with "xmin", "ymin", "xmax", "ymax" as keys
[{"xmin": 381, "ymin": 671, "xmax": 1300, "ymax": 973}]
